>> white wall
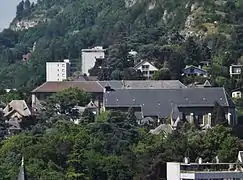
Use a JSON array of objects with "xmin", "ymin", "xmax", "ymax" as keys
[
  {"xmin": 81, "ymin": 48, "xmax": 105, "ymax": 76},
  {"xmin": 136, "ymin": 61, "xmax": 158, "ymax": 71},
  {"xmin": 46, "ymin": 62, "xmax": 69, "ymax": 82},
  {"xmin": 232, "ymin": 91, "xmax": 241, "ymax": 98},
  {"xmin": 167, "ymin": 162, "xmax": 180, "ymax": 180},
  {"xmin": 135, "ymin": 61, "xmax": 158, "ymax": 78}
]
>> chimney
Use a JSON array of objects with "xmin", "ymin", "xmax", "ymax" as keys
[
  {"xmin": 216, "ymin": 156, "xmax": 219, "ymax": 163},
  {"xmin": 198, "ymin": 157, "xmax": 202, "ymax": 164},
  {"xmin": 104, "ymin": 82, "xmax": 114, "ymax": 92},
  {"xmin": 184, "ymin": 157, "xmax": 189, "ymax": 164}
]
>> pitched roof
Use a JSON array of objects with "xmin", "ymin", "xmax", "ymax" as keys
[
  {"xmin": 203, "ymin": 80, "xmax": 211, "ymax": 87},
  {"xmin": 32, "ymin": 81, "xmax": 103, "ymax": 93},
  {"xmin": 32, "ymin": 80, "xmax": 187, "ymax": 93},
  {"xmin": 98, "ymin": 80, "xmax": 187, "ymax": 89},
  {"xmin": 74, "ymin": 76, "xmax": 98, "ymax": 81},
  {"xmin": 183, "ymin": 65, "xmax": 207, "ymax": 73},
  {"xmin": 3, "ymin": 100, "xmax": 31, "ymax": 117},
  {"xmin": 104, "ymin": 88, "xmax": 234, "ymax": 118},
  {"xmin": 188, "ymin": 80, "xmax": 212, "ymax": 88},
  {"xmin": 150, "ymin": 124, "xmax": 173, "ymax": 135},
  {"xmin": 232, "ymin": 88, "xmax": 243, "ymax": 92},
  {"xmin": 133, "ymin": 60, "xmax": 158, "ymax": 69}
]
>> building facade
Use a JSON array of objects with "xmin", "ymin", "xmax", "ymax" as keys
[
  {"xmin": 167, "ymin": 162, "xmax": 243, "ymax": 180},
  {"xmin": 182, "ymin": 65, "xmax": 208, "ymax": 77},
  {"xmin": 232, "ymin": 88, "xmax": 243, "ymax": 99},
  {"xmin": 133, "ymin": 60, "xmax": 158, "ymax": 79},
  {"xmin": 104, "ymin": 87, "xmax": 237, "ymax": 126},
  {"xmin": 81, "ymin": 46, "xmax": 105, "ymax": 76},
  {"xmin": 230, "ymin": 64, "xmax": 242, "ymax": 77},
  {"xmin": 46, "ymin": 59, "xmax": 70, "ymax": 82}
]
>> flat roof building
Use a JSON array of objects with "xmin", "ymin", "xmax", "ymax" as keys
[
  {"xmin": 81, "ymin": 46, "xmax": 105, "ymax": 76},
  {"xmin": 46, "ymin": 59, "xmax": 70, "ymax": 82}
]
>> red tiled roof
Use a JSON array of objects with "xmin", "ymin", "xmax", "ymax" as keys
[{"xmin": 32, "ymin": 81, "xmax": 103, "ymax": 93}]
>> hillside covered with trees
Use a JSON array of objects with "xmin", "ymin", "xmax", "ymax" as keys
[{"xmin": 0, "ymin": 0, "xmax": 242, "ymax": 90}]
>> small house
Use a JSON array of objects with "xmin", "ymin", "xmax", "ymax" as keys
[
  {"xmin": 133, "ymin": 60, "xmax": 158, "ymax": 79},
  {"xmin": 3, "ymin": 100, "xmax": 31, "ymax": 121},
  {"xmin": 182, "ymin": 65, "xmax": 208, "ymax": 77}
]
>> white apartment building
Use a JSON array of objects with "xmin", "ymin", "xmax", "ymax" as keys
[
  {"xmin": 46, "ymin": 59, "xmax": 70, "ymax": 82},
  {"xmin": 81, "ymin": 46, "xmax": 105, "ymax": 76},
  {"xmin": 167, "ymin": 161, "xmax": 243, "ymax": 180}
]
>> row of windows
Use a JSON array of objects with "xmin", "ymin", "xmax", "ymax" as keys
[
  {"xmin": 57, "ymin": 69, "xmax": 66, "ymax": 72},
  {"xmin": 142, "ymin": 71, "xmax": 155, "ymax": 75},
  {"xmin": 57, "ymin": 74, "xmax": 66, "ymax": 77},
  {"xmin": 142, "ymin": 65, "xmax": 149, "ymax": 69},
  {"xmin": 57, "ymin": 64, "xmax": 65, "ymax": 67}
]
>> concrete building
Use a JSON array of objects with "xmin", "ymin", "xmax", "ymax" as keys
[
  {"xmin": 46, "ymin": 59, "xmax": 70, "ymax": 82},
  {"xmin": 81, "ymin": 46, "xmax": 105, "ymax": 76},
  {"xmin": 167, "ymin": 161, "xmax": 243, "ymax": 180}
]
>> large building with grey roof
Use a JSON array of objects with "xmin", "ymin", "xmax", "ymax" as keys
[
  {"xmin": 98, "ymin": 80, "xmax": 186, "ymax": 89},
  {"xmin": 103, "ymin": 87, "xmax": 236, "ymax": 126},
  {"xmin": 31, "ymin": 80, "xmax": 236, "ymax": 126},
  {"xmin": 31, "ymin": 80, "xmax": 187, "ymax": 111}
]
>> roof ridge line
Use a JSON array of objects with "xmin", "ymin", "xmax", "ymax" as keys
[
  {"xmin": 222, "ymin": 88, "xmax": 229, "ymax": 107},
  {"xmin": 31, "ymin": 81, "xmax": 48, "ymax": 93},
  {"xmin": 96, "ymin": 81, "xmax": 105, "ymax": 90}
]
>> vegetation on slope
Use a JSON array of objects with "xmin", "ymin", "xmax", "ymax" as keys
[{"xmin": 0, "ymin": 0, "xmax": 242, "ymax": 90}]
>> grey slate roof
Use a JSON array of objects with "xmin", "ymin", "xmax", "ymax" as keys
[
  {"xmin": 104, "ymin": 88, "xmax": 234, "ymax": 118},
  {"xmin": 99, "ymin": 80, "xmax": 186, "ymax": 89},
  {"xmin": 183, "ymin": 65, "xmax": 207, "ymax": 73},
  {"xmin": 32, "ymin": 80, "xmax": 186, "ymax": 94}
]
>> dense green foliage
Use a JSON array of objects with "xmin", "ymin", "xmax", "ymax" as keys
[
  {"xmin": 0, "ymin": 88, "xmax": 239, "ymax": 179},
  {"xmin": 0, "ymin": 115, "xmax": 239, "ymax": 179},
  {"xmin": 0, "ymin": 0, "xmax": 242, "ymax": 90}
]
